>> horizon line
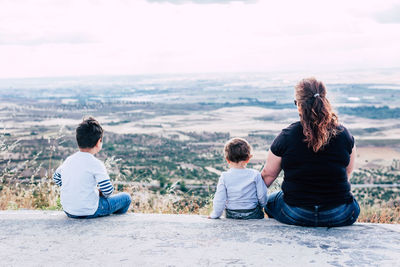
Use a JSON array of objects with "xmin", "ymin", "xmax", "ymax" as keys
[{"xmin": 1, "ymin": 67, "xmax": 400, "ymax": 81}]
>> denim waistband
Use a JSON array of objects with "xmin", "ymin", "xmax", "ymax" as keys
[
  {"xmin": 299, "ymin": 204, "xmax": 343, "ymax": 212},
  {"xmin": 226, "ymin": 206, "xmax": 259, "ymax": 213},
  {"xmin": 226, "ymin": 205, "xmax": 264, "ymax": 220}
]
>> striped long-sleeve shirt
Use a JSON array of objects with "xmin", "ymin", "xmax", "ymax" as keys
[
  {"xmin": 53, "ymin": 171, "xmax": 114, "ymax": 197},
  {"xmin": 98, "ymin": 179, "xmax": 114, "ymax": 197},
  {"xmin": 53, "ymin": 172, "xmax": 62, "ymax": 186}
]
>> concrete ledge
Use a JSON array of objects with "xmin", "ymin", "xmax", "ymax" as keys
[{"xmin": 0, "ymin": 211, "xmax": 399, "ymax": 266}]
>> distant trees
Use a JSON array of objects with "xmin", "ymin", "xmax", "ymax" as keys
[{"xmin": 339, "ymin": 106, "xmax": 400, "ymax": 119}]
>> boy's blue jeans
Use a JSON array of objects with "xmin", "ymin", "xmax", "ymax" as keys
[
  {"xmin": 65, "ymin": 192, "xmax": 132, "ymax": 219},
  {"xmin": 265, "ymin": 191, "xmax": 360, "ymax": 227}
]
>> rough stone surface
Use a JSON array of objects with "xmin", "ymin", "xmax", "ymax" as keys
[{"xmin": 0, "ymin": 211, "xmax": 399, "ymax": 266}]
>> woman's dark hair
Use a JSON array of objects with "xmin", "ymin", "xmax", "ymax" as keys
[
  {"xmin": 224, "ymin": 138, "xmax": 252, "ymax": 163},
  {"xmin": 76, "ymin": 117, "xmax": 103, "ymax": 148},
  {"xmin": 295, "ymin": 77, "xmax": 340, "ymax": 153}
]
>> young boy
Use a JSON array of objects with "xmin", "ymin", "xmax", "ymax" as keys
[
  {"xmin": 53, "ymin": 117, "xmax": 131, "ymax": 218},
  {"xmin": 209, "ymin": 138, "xmax": 267, "ymax": 219}
]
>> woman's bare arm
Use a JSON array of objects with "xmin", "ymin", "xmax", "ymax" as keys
[
  {"xmin": 346, "ymin": 145, "xmax": 357, "ymax": 179},
  {"xmin": 261, "ymin": 150, "xmax": 282, "ymax": 187}
]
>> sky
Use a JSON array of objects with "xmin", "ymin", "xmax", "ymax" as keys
[{"xmin": 0, "ymin": 0, "xmax": 400, "ymax": 78}]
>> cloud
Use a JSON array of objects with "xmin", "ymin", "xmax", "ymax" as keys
[
  {"xmin": 147, "ymin": 0, "xmax": 256, "ymax": 4},
  {"xmin": 0, "ymin": 32, "xmax": 96, "ymax": 46},
  {"xmin": 373, "ymin": 5, "xmax": 400, "ymax": 24},
  {"xmin": 0, "ymin": 0, "xmax": 400, "ymax": 78}
]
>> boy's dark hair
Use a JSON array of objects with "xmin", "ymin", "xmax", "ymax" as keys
[
  {"xmin": 76, "ymin": 117, "xmax": 103, "ymax": 149},
  {"xmin": 224, "ymin": 138, "xmax": 252, "ymax": 163}
]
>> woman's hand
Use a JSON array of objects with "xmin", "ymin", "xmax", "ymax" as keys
[{"xmin": 261, "ymin": 150, "xmax": 282, "ymax": 187}]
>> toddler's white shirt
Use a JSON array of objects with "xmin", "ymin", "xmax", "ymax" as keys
[
  {"xmin": 55, "ymin": 151, "xmax": 110, "ymax": 216},
  {"xmin": 210, "ymin": 168, "xmax": 268, "ymax": 219}
]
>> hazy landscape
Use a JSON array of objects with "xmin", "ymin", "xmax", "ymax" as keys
[{"xmin": 1, "ymin": 72, "xmax": 399, "ymax": 222}]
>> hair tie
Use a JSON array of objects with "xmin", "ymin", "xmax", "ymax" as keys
[{"xmin": 313, "ymin": 93, "xmax": 320, "ymax": 98}]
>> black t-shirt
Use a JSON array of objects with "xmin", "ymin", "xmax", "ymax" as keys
[{"xmin": 270, "ymin": 121, "xmax": 354, "ymax": 207}]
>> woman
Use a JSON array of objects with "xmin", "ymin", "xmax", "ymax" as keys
[{"xmin": 261, "ymin": 77, "xmax": 360, "ymax": 227}]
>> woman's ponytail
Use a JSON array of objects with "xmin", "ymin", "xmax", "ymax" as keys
[{"xmin": 295, "ymin": 78, "xmax": 340, "ymax": 152}]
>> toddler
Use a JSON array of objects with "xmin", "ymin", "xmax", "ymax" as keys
[
  {"xmin": 53, "ymin": 117, "xmax": 131, "ymax": 218},
  {"xmin": 209, "ymin": 138, "xmax": 267, "ymax": 219}
]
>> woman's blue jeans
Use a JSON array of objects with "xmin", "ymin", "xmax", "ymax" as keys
[
  {"xmin": 65, "ymin": 192, "xmax": 132, "ymax": 219},
  {"xmin": 265, "ymin": 191, "xmax": 360, "ymax": 227}
]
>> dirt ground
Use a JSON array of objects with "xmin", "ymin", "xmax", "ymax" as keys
[{"xmin": 356, "ymin": 147, "xmax": 400, "ymax": 168}]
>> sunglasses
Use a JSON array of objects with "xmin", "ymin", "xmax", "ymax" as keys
[{"xmin": 294, "ymin": 100, "xmax": 297, "ymax": 106}]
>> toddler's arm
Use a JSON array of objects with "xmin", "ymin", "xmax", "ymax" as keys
[
  {"xmin": 255, "ymin": 172, "xmax": 268, "ymax": 207},
  {"xmin": 94, "ymin": 160, "xmax": 114, "ymax": 198},
  {"xmin": 53, "ymin": 167, "xmax": 62, "ymax": 186},
  {"xmin": 98, "ymin": 179, "xmax": 114, "ymax": 198},
  {"xmin": 209, "ymin": 175, "xmax": 227, "ymax": 219}
]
